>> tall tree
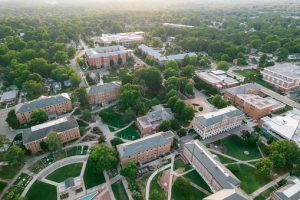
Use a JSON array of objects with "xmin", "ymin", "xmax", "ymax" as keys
[
  {"xmin": 45, "ymin": 131, "xmax": 62, "ymax": 152},
  {"xmin": 6, "ymin": 145, "xmax": 26, "ymax": 166},
  {"xmin": 31, "ymin": 108, "xmax": 48, "ymax": 125},
  {"xmin": 120, "ymin": 161, "xmax": 138, "ymax": 181}
]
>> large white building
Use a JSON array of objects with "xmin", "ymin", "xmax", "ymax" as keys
[
  {"xmin": 92, "ymin": 32, "xmax": 145, "ymax": 47},
  {"xmin": 193, "ymin": 106, "xmax": 245, "ymax": 139},
  {"xmin": 261, "ymin": 108, "xmax": 300, "ymax": 146}
]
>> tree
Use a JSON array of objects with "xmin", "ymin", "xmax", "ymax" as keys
[
  {"xmin": 277, "ymin": 48, "xmax": 289, "ymax": 61},
  {"xmin": 0, "ymin": 135, "xmax": 10, "ymax": 150},
  {"xmin": 181, "ymin": 65, "xmax": 194, "ymax": 78},
  {"xmin": 6, "ymin": 110, "xmax": 20, "ymax": 129},
  {"xmin": 160, "ymin": 120, "xmax": 171, "ymax": 132},
  {"xmin": 31, "ymin": 109, "xmax": 48, "ymax": 125},
  {"xmin": 184, "ymin": 83, "xmax": 194, "ymax": 96},
  {"xmin": 23, "ymin": 80, "xmax": 44, "ymax": 100},
  {"xmin": 110, "ymin": 138, "xmax": 124, "ymax": 147},
  {"xmin": 123, "ymin": 108, "xmax": 136, "ymax": 123},
  {"xmin": 171, "ymin": 119, "xmax": 180, "ymax": 131},
  {"xmin": 134, "ymin": 67, "xmax": 162, "ymax": 91},
  {"xmin": 40, "ymin": 140, "xmax": 48, "ymax": 151},
  {"xmin": 173, "ymin": 100, "xmax": 186, "ymax": 116},
  {"xmin": 120, "ymin": 161, "xmax": 138, "ymax": 181},
  {"xmin": 167, "ymin": 96, "xmax": 179, "ymax": 109},
  {"xmin": 45, "ymin": 131, "xmax": 62, "ymax": 152},
  {"xmin": 291, "ymin": 165, "xmax": 300, "ymax": 177},
  {"xmin": 117, "ymin": 57, "xmax": 123, "ymax": 66},
  {"xmin": 268, "ymin": 140, "xmax": 300, "ymax": 168},
  {"xmin": 173, "ymin": 177, "xmax": 190, "ymax": 198},
  {"xmin": 6, "ymin": 145, "xmax": 25, "ymax": 166},
  {"xmin": 256, "ymin": 158, "xmax": 273, "ymax": 177},
  {"xmin": 98, "ymin": 133, "xmax": 106, "ymax": 144},
  {"xmin": 77, "ymin": 88, "xmax": 89, "ymax": 108},
  {"xmin": 82, "ymin": 109, "xmax": 92, "ymax": 122},
  {"xmin": 262, "ymin": 41, "xmax": 280, "ymax": 53},
  {"xmin": 181, "ymin": 105, "xmax": 195, "ymax": 122},
  {"xmin": 165, "ymin": 89, "xmax": 178, "ymax": 100},
  {"xmin": 217, "ymin": 61, "xmax": 229, "ymax": 71},
  {"xmin": 211, "ymin": 95, "xmax": 230, "ymax": 109},
  {"xmin": 178, "ymin": 128, "xmax": 187, "ymax": 137},
  {"xmin": 89, "ymin": 144, "xmax": 118, "ymax": 173},
  {"xmin": 54, "ymin": 51, "xmax": 68, "ymax": 64}
]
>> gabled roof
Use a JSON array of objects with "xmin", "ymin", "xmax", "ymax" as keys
[
  {"xmin": 22, "ymin": 117, "xmax": 78, "ymax": 144},
  {"xmin": 117, "ymin": 131, "xmax": 174, "ymax": 158},
  {"xmin": 275, "ymin": 176, "xmax": 300, "ymax": 200},
  {"xmin": 195, "ymin": 106, "xmax": 244, "ymax": 127},
  {"xmin": 224, "ymin": 83, "xmax": 261, "ymax": 96},
  {"xmin": 86, "ymin": 82, "xmax": 121, "ymax": 94},
  {"xmin": 15, "ymin": 93, "xmax": 70, "ymax": 114},
  {"xmin": 185, "ymin": 140, "xmax": 240, "ymax": 189}
]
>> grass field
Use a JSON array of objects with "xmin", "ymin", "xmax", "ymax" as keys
[
  {"xmin": 173, "ymin": 159, "xmax": 192, "ymax": 172},
  {"xmin": 172, "ymin": 177, "xmax": 208, "ymax": 200},
  {"xmin": 0, "ymin": 164, "xmax": 23, "ymax": 180},
  {"xmin": 184, "ymin": 170, "xmax": 211, "ymax": 192},
  {"xmin": 217, "ymin": 154, "xmax": 236, "ymax": 164},
  {"xmin": 254, "ymin": 186, "xmax": 276, "ymax": 200},
  {"xmin": 150, "ymin": 171, "xmax": 167, "ymax": 200},
  {"xmin": 0, "ymin": 181, "xmax": 7, "ymax": 193},
  {"xmin": 83, "ymin": 159, "xmax": 105, "ymax": 189},
  {"xmin": 228, "ymin": 164, "xmax": 272, "ymax": 194},
  {"xmin": 111, "ymin": 181, "xmax": 129, "ymax": 200},
  {"xmin": 116, "ymin": 124, "xmax": 141, "ymax": 140},
  {"xmin": 221, "ymin": 135, "xmax": 262, "ymax": 160},
  {"xmin": 46, "ymin": 163, "xmax": 83, "ymax": 183},
  {"xmin": 99, "ymin": 107, "xmax": 125, "ymax": 129},
  {"xmin": 26, "ymin": 181, "xmax": 56, "ymax": 200}
]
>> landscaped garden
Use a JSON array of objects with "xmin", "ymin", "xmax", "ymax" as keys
[
  {"xmin": 46, "ymin": 163, "xmax": 83, "ymax": 183},
  {"xmin": 254, "ymin": 186, "xmax": 277, "ymax": 200},
  {"xmin": 149, "ymin": 171, "xmax": 167, "ymax": 200},
  {"xmin": 173, "ymin": 159, "xmax": 191, "ymax": 172},
  {"xmin": 26, "ymin": 181, "xmax": 57, "ymax": 200},
  {"xmin": 115, "ymin": 124, "xmax": 141, "ymax": 140},
  {"xmin": 83, "ymin": 159, "xmax": 106, "ymax": 189},
  {"xmin": 219, "ymin": 135, "xmax": 262, "ymax": 160},
  {"xmin": 3, "ymin": 173, "xmax": 32, "ymax": 200},
  {"xmin": 111, "ymin": 180, "xmax": 129, "ymax": 200},
  {"xmin": 227, "ymin": 164, "xmax": 273, "ymax": 194}
]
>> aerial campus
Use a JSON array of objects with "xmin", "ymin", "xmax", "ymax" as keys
[{"xmin": 0, "ymin": 0, "xmax": 300, "ymax": 200}]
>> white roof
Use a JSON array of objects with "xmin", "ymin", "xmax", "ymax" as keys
[
  {"xmin": 262, "ymin": 109, "xmax": 300, "ymax": 145},
  {"xmin": 0, "ymin": 90, "xmax": 18, "ymax": 103}
]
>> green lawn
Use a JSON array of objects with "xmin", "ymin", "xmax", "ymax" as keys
[
  {"xmin": 111, "ymin": 180, "xmax": 129, "ymax": 200},
  {"xmin": 150, "ymin": 172, "xmax": 167, "ymax": 200},
  {"xmin": 221, "ymin": 135, "xmax": 262, "ymax": 160},
  {"xmin": 0, "ymin": 164, "xmax": 23, "ymax": 180},
  {"xmin": 217, "ymin": 154, "xmax": 236, "ymax": 164},
  {"xmin": 228, "ymin": 164, "xmax": 272, "ymax": 194},
  {"xmin": 99, "ymin": 107, "xmax": 126, "ymax": 128},
  {"xmin": 172, "ymin": 177, "xmax": 208, "ymax": 200},
  {"xmin": 26, "ymin": 181, "xmax": 57, "ymax": 200},
  {"xmin": 173, "ymin": 159, "xmax": 192, "ymax": 172},
  {"xmin": 184, "ymin": 170, "xmax": 211, "ymax": 192},
  {"xmin": 46, "ymin": 163, "xmax": 83, "ymax": 183},
  {"xmin": 116, "ymin": 124, "xmax": 141, "ymax": 140},
  {"xmin": 0, "ymin": 181, "xmax": 7, "ymax": 193},
  {"xmin": 83, "ymin": 159, "xmax": 106, "ymax": 189},
  {"xmin": 254, "ymin": 186, "xmax": 276, "ymax": 200}
]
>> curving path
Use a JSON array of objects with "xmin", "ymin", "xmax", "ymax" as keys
[{"xmin": 21, "ymin": 155, "xmax": 88, "ymax": 197}]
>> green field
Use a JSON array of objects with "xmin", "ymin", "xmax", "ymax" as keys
[
  {"xmin": 228, "ymin": 164, "xmax": 272, "ymax": 194},
  {"xmin": 173, "ymin": 159, "xmax": 192, "ymax": 172},
  {"xmin": 83, "ymin": 159, "xmax": 106, "ymax": 189},
  {"xmin": 221, "ymin": 135, "xmax": 262, "ymax": 160},
  {"xmin": 99, "ymin": 107, "xmax": 125, "ymax": 128},
  {"xmin": 184, "ymin": 170, "xmax": 211, "ymax": 192},
  {"xmin": 26, "ymin": 181, "xmax": 57, "ymax": 200},
  {"xmin": 111, "ymin": 181, "xmax": 129, "ymax": 200},
  {"xmin": 116, "ymin": 124, "xmax": 141, "ymax": 140},
  {"xmin": 46, "ymin": 163, "xmax": 83, "ymax": 183},
  {"xmin": 0, "ymin": 181, "xmax": 7, "ymax": 193},
  {"xmin": 0, "ymin": 164, "xmax": 23, "ymax": 180},
  {"xmin": 217, "ymin": 154, "xmax": 236, "ymax": 164},
  {"xmin": 149, "ymin": 171, "xmax": 167, "ymax": 200},
  {"xmin": 172, "ymin": 177, "xmax": 208, "ymax": 200}
]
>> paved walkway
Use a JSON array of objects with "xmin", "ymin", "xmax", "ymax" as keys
[
  {"xmin": 250, "ymin": 173, "xmax": 289, "ymax": 198},
  {"xmin": 167, "ymin": 155, "xmax": 175, "ymax": 200},
  {"xmin": 145, "ymin": 163, "xmax": 171, "ymax": 200},
  {"xmin": 190, "ymin": 182, "xmax": 211, "ymax": 195},
  {"xmin": 208, "ymin": 148, "xmax": 256, "ymax": 168},
  {"xmin": 104, "ymin": 171, "xmax": 116, "ymax": 200}
]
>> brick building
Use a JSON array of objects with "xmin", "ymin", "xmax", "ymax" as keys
[
  {"xmin": 193, "ymin": 106, "xmax": 245, "ymax": 139},
  {"xmin": 85, "ymin": 45, "xmax": 132, "ymax": 68},
  {"xmin": 22, "ymin": 117, "xmax": 80, "ymax": 153},
  {"xmin": 136, "ymin": 104, "xmax": 174, "ymax": 135},
  {"xmin": 86, "ymin": 82, "xmax": 121, "ymax": 105},
  {"xmin": 183, "ymin": 140, "xmax": 240, "ymax": 192},
  {"xmin": 117, "ymin": 131, "xmax": 175, "ymax": 166},
  {"xmin": 15, "ymin": 93, "xmax": 72, "ymax": 124},
  {"xmin": 223, "ymin": 83, "xmax": 262, "ymax": 103},
  {"xmin": 261, "ymin": 63, "xmax": 300, "ymax": 94}
]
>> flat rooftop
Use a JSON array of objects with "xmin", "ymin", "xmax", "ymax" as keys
[
  {"xmin": 96, "ymin": 32, "xmax": 145, "ymax": 43},
  {"xmin": 237, "ymin": 94, "xmax": 285, "ymax": 110},
  {"xmin": 262, "ymin": 109, "xmax": 300, "ymax": 146},
  {"xmin": 264, "ymin": 63, "xmax": 300, "ymax": 79}
]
